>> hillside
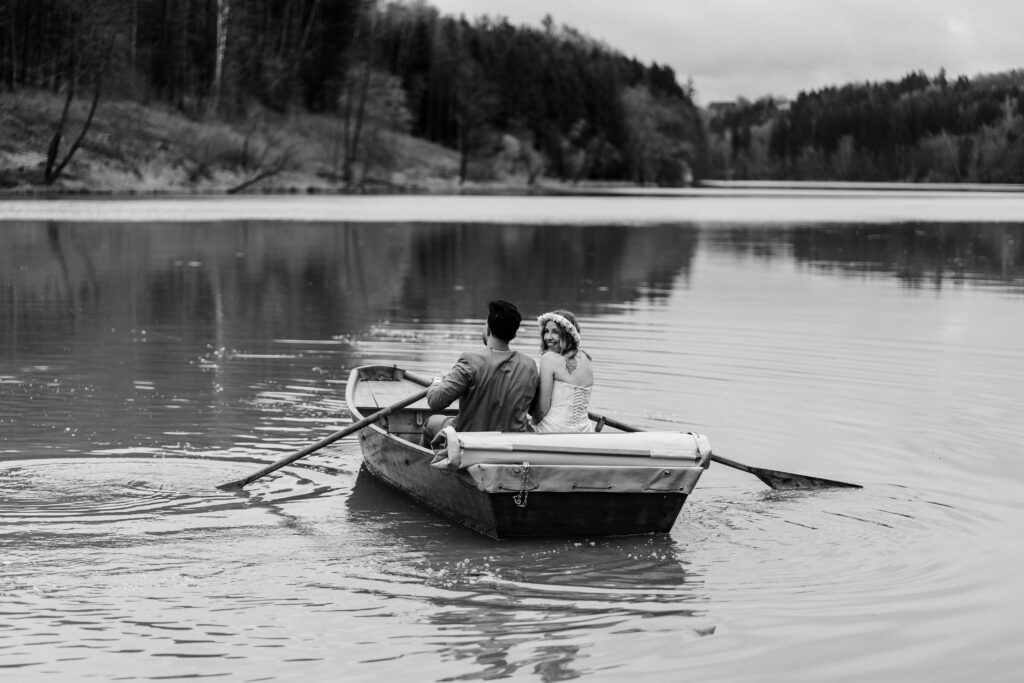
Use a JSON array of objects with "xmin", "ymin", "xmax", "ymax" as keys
[{"xmin": 0, "ymin": 89, "xmax": 474, "ymax": 195}]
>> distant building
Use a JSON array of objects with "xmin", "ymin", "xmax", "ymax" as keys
[
  {"xmin": 706, "ymin": 101, "xmax": 737, "ymax": 116},
  {"xmin": 706, "ymin": 98, "xmax": 790, "ymax": 115}
]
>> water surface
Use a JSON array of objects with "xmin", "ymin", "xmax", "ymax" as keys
[{"xmin": 2, "ymin": 194, "xmax": 1023, "ymax": 681}]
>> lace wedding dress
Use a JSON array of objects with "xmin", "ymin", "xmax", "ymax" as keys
[{"xmin": 533, "ymin": 379, "xmax": 594, "ymax": 433}]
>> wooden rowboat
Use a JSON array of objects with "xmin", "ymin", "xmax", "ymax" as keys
[{"xmin": 345, "ymin": 364, "xmax": 712, "ymax": 539}]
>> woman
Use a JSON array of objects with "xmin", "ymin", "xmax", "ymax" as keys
[{"xmin": 531, "ymin": 310, "xmax": 595, "ymax": 433}]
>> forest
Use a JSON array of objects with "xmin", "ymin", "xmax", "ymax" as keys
[
  {"xmin": 2, "ymin": 0, "xmax": 1022, "ymax": 191},
  {"xmin": 707, "ymin": 69, "xmax": 1024, "ymax": 183},
  {"xmin": 0, "ymin": 0, "xmax": 705, "ymax": 189}
]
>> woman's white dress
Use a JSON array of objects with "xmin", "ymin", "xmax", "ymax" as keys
[{"xmin": 533, "ymin": 379, "xmax": 594, "ymax": 433}]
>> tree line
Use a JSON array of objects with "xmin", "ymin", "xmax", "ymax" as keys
[
  {"xmin": 373, "ymin": 3, "xmax": 705, "ymax": 184},
  {"xmin": 708, "ymin": 69, "xmax": 1024, "ymax": 183},
  {"xmin": 6, "ymin": 1, "xmax": 1020, "ymax": 188},
  {"xmin": 0, "ymin": 0, "xmax": 706, "ymax": 186}
]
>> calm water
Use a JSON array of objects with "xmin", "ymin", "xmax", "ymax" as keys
[{"xmin": 2, "ymin": 193, "xmax": 1023, "ymax": 681}]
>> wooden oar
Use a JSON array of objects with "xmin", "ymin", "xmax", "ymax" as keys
[
  {"xmin": 217, "ymin": 388, "xmax": 429, "ymax": 490},
  {"xmin": 588, "ymin": 411, "xmax": 861, "ymax": 490}
]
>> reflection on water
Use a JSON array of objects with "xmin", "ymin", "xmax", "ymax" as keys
[
  {"xmin": 344, "ymin": 468, "xmax": 707, "ymax": 680},
  {"xmin": 2, "ymin": 214, "xmax": 1024, "ymax": 682},
  {"xmin": 6, "ymin": 219, "xmax": 1021, "ymax": 462},
  {"xmin": 347, "ymin": 468, "xmax": 695, "ymax": 593},
  {"xmin": 708, "ymin": 222, "xmax": 1024, "ymax": 289},
  {"xmin": 2, "ymin": 221, "xmax": 700, "ymax": 333},
  {"xmin": 794, "ymin": 223, "xmax": 1024, "ymax": 286},
  {"xmin": 4, "ymin": 222, "xmax": 1024, "ymax": 334}
]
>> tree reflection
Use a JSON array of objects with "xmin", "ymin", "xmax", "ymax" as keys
[
  {"xmin": 791, "ymin": 223, "xmax": 1024, "ymax": 289},
  {"xmin": 701, "ymin": 222, "xmax": 1024, "ymax": 290},
  {"xmin": 399, "ymin": 223, "xmax": 697, "ymax": 321},
  {"xmin": 4, "ymin": 220, "xmax": 1022, "ymax": 361},
  {"xmin": 1, "ymin": 222, "xmax": 698, "ymax": 357}
]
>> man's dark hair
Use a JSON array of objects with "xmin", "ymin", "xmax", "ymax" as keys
[{"xmin": 487, "ymin": 300, "xmax": 522, "ymax": 342}]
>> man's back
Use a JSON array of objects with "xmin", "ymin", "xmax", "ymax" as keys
[{"xmin": 427, "ymin": 349, "xmax": 538, "ymax": 432}]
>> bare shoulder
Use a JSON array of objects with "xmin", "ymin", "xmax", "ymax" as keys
[
  {"xmin": 539, "ymin": 351, "xmax": 562, "ymax": 372},
  {"xmin": 571, "ymin": 352, "xmax": 594, "ymax": 385}
]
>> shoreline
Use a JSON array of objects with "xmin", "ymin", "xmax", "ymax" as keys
[
  {"xmin": 5, "ymin": 186, "xmax": 1024, "ymax": 225},
  {"xmin": 3, "ymin": 178, "xmax": 1022, "ymax": 201},
  {"xmin": 5, "ymin": 92, "xmax": 1022, "ymax": 200}
]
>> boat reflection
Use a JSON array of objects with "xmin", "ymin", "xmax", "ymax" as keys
[
  {"xmin": 346, "ymin": 467, "xmax": 703, "ymax": 593},
  {"xmin": 346, "ymin": 467, "xmax": 711, "ymax": 677}
]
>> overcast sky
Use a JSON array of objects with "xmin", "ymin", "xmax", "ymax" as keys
[{"xmin": 427, "ymin": 0, "xmax": 1024, "ymax": 104}]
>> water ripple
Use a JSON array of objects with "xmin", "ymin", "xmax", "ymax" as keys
[{"xmin": 0, "ymin": 455, "xmax": 350, "ymax": 530}]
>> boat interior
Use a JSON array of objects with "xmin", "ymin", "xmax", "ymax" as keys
[{"xmin": 349, "ymin": 369, "xmax": 457, "ymax": 446}]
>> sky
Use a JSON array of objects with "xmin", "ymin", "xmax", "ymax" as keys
[{"xmin": 427, "ymin": 0, "xmax": 1024, "ymax": 104}]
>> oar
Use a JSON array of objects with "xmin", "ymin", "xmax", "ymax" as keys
[
  {"xmin": 588, "ymin": 411, "xmax": 861, "ymax": 490},
  {"xmin": 217, "ymin": 388, "xmax": 429, "ymax": 490}
]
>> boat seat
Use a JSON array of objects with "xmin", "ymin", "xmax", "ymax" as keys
[{"xmin": 352, "ymin": 403, "xmax": 456, "ymax": 443}]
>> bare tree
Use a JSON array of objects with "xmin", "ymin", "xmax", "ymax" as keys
[
  {"xmin": 226, "ymin": 141, "xmax": 294, "ymax": 194},
  {"xmin": 339, "ymin": 60, "xmax": 373, "ymax": 185},
  {"xmin": 210, "ymin": 0, "xmax": 231, "ymax": 114},
  {"xmin": 43, "ymin": 0, "xmax": 129, "ymax": 185},
  {"xmin": 336, "ymin": 64, "xmax": 413, "ymax": 186}
]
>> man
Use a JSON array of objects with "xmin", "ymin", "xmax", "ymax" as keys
[{"xmin": 421, "ymin": 300, "xmax": 539, "ymax": 446}]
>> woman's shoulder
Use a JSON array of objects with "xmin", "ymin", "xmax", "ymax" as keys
[
  {"xmin": 539, "ymin": 350, "xmax": 562, "ymax": 366},
  {"xmin": 572, "ymin": 352, "xmax": 594, "ymax": 384},
  {"xmin": 569, "ymin": 349, "xmax": 594, "ymax": 371}
]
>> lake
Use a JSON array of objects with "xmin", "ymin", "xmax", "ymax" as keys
[{"xmin": 2, "ymin": 190, "xmax": 1023, "ymax": 682}]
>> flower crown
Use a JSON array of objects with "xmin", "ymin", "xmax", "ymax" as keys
[{"xmin": 537, "ymin": 311, "xmax": 581, "ymax": 346}]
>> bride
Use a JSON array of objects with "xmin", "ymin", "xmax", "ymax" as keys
[{"xmin": 531, "ymin": 310, "xmax": 595, "ymax": 433}]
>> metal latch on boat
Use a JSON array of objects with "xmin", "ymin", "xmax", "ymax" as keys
[{"xmin": 513, "ymin": 461, "xmax": 531, "ymax": 508}]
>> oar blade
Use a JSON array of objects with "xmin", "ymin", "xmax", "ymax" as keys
[
  {"xmin": 586, "ymin": 410, "xmax": 863, "ymax": 491},
  {"xmin": 749, "ymin": 466, "xmax": 862, "ymax": 490}
]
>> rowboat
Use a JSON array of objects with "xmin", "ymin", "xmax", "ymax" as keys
[{"xmin": 345, "ymin": 364, "xmax": 712, "ymax": 539}]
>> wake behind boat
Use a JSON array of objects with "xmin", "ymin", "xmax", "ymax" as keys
[{"xmin": 345, "ymin": 364, "xmax": 712, "ymax": 539}]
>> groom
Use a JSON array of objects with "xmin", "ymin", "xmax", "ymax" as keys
[{"xmin": 420, "ymin": 299, "xmax": 539, "ymax": 446}]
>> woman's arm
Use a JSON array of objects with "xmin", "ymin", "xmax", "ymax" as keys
[{"xmin": 531, "ymin": 353, "xmax": 556, "ymax": 423}]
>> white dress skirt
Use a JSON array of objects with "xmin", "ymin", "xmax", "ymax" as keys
[{"xmin": 533, "ymin": 380, "xmax": 595, "ymax": 433}]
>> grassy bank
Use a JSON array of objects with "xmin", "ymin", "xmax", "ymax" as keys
[{"xmin": 0, "ymin": 90, "xmax": 557, "ymax": 196}]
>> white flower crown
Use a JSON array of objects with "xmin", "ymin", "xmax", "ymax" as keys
[{"xmin": 537, "ymin": 312, "xmax": 581, "ymax": 346}]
